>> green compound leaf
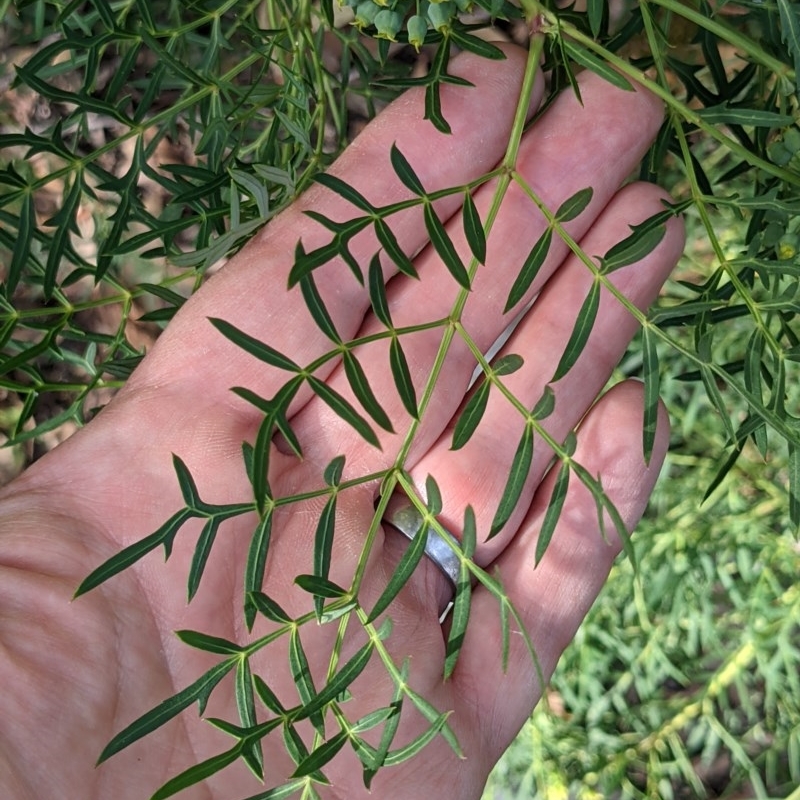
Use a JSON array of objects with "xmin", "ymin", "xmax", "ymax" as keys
[
  {"xmin": 642, "ymin": 325, "xmax": 661, "ymax": 465},
  {"xmin": 462, "ymin": 191, "xmax": 487, "ymax": 265},
  {"xmin": 98, "ymin": 658, "xmax": 237, "ymax": 763},
  {"xmin": 535, "ymin": 460, "xmax": 570, "ymax": 564},
  {"xmin": 504, "ymin": 227, "xmax": 552, "ymax": 313},
  {"xmin": 489, "ymin": 423, "xmax": 534, "ymax": 538},
  {"xmin": 451, "ymin": 379, "xmax": 490, "ymax": 450},
  {"xmin": 308, "ymin": 376, "xmax": 380, "ymax": 449},
  {"xmin": 343, "ymin": 350, "xmax": 394, "ymax": 432},
  {"xmin": 555, "ymin": 187, "xmax": 593, "ymax": 223},
  {"xmin": 552, "ymin": 280, "xmax": 601, "ymax": 382},
  {"xmin": 390, "ymin": 143, "xmax": 425, "ymax": 196},
  {"xmin": 562, "ymin": 39, "xmax": 634, "ymax": 93},
  {"xmin": 210, "ymin": 318, "xmax": 300, "ymax": 372},
  {"xmin": 424, "ymin": 202, "xmax": 470, "ymax": 289},
  {"xmin": 368, "ymin": 516, "xmax": 429, "ymax": 622},
  {"xmin": 390, "ymin": 336, "xmax": 419, "ymax": 420}
]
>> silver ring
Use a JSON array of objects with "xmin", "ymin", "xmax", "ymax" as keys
[{"xmin": 382, "ymin": 492, "xmax": 461, "ymax": 594}]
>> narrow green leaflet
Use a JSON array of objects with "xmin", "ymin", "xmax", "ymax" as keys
[
  {"xmin": 504, "ymin": 228, "xmax": 552, "ymax": 313},
  {"xmin": 210, "ymin": 318, "xmax": 300, "ymax": 372},
  {"xmin": 425, "ymin": 474, "xmax": 443, "ymax": 515},
  {"xmin": 248, "ymin": 591, "xmax": 293, "ymax": 624},
  {"xmin": 697, "ymin": 102, "xmax": 794, "ymax": 128},
  {"xmin": 187, "ymin": 516, "xmax": 223, "ymax": 601},
  {"xmin": 308, "ymin": 376, "xmax": 380, "ymax": 448},
  {"xmin": 390, "ymin": 337, "xmax": 419, "ymax": 419},
  {"xmin": 300, "ymin": 274, "xmax": 342, "ymax": 343},
  {"xmin": 44, "ymin": 174, "xmax": 83, "ymax": 298},
  {"xmin": 562, "ymin": 39, "xmax": 634, "ymax": 92},
  {"xmin": 236, "ymin": 657, "xmax": 263, "ymax": 777},
  {"xmin": 367, "ymin": 517, "xmax": 429, "ymax": 622},
  {"xmin": 552, "ymin": 280, "xmax": 601, "ymax": 382},
  {"xmin": 289, "ymin": 627, "xmax": 324, "ymax": 734},
  {"xmin": 489, "ymin": 423, "xmax": 534, "ymax": 538},
  {"xmin": 291, "ymin": 730, "xmax": 348, "ymax": 778},
  {"xmin": 462, "ymin": 191, "xmax": 486, "ymax": 265},
  {"xmin": 404, "ymin": 687, "xmax": 462, "ymax": 755},
  {"xmin": 642, "ymin": 325, "xmax": 661, "ymax": 465},
  {"xmin": 588, "ymin": 0, "xmax": 604, "ymax": 38},
  {"xmin": 368, "ymin": 253, "xmax": 392, "ymax": 328},
  {"xmin": 449, "ymin": 28, "xmax": 506, "ymax": 60},
  {"xmin": 532, "ymin": 386, "xmax": 556, "ymax": 420},
  {"xmin": 239, "ymin": 780, "xmax": 307, "ymax": 800},
  {"xmin": 424, "ymin": 202, "xmax": 470, "ymax": 289},
  {"xmin": 601, "ymin": 222, "xmax": 666, "ymax": 274},
  {"xmin": 313, "ymin": 495, "xmax": 338, "ymax": 617},
  {"xmin": 375, "ymin": 218, "xmax": 418, "ymax": 278},
  {"xmin": 254, "ymin": 675, "xmax": 286, "ymax": 716},
  {"xmin": 493, "ymin": 353, "xmax": 524, "ymax": 376},
  {"xmin": 789, "ymin": 441, "xmax": 800, "ymax": 530},
  {"xmin": 175, "ymin": 630, "xmax": 242, "ymax": 655},
  {"xmin": 535, "ymin": 461, "xmax": 570, "ymax": 564},
  {"xmin": 294, "ymin": 574, "xmax": 348, "ymax": 599},
  {"xmin": 74, "ymin": 507, "xmax": 195, "ymax": 597},
  {"xmin": 443, "ymin": 555, "xmax": 471, "ymax": 680},
  {"xmin": 150, "ymin": 743, "xmax": 243, "ymax": 800},
  {"xmin": 98, "ymin": 658, "xmax": 237, "ymax": 763},
  {"xmin": 451, "ymin": 379, "xmax": 491, "ymax": 450},
  {"xmin": 295, "ymin": 641, "xmax": 374, "ymax": 722},
  {"xmin": 389, "ymin": 143, "xmax": 425, "ymax": 196},
  {"xmin": 314, "ymin": 171, "xmax": 376, "ymax": 214},
  {"xmin": 244, "ymin": 511, "xmax": 274, "ymax": 630},
  {"xmin": 384, "ymin": 713, "xmax": 451, "ymax": 766},
  {"xmin": 555, "ymin": 187, "xmax": 593, "ymax": 223},
  {"xmin": 777, "ymin": 0, "xmax": 800, "ymax": 92},
  {"xmin": 343, "ymin": 350, "xmax": 394, "ymax": 432}
]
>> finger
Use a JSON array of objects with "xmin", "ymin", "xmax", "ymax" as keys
[
  {"xmin": 284, "ymin": 69, "xmax": 666, "ymax": 474},
  {"xmin": 452, "ymin": 380, "xmax": 670, "ymax": 757},
  {"xmin": 126, "ymin": 46, "xmax": 539, "ymax": 418},
  {"xmin": 407, "ymin": 182, "xmax": 685, "ymax": 563}
]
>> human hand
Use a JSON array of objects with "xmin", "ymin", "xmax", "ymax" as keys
[{"xmin": 0, "ymin": 44, "xmax": 684, "ymax": 800}]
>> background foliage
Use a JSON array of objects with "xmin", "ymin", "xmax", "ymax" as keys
[{"xmin": 1, "ymin": 0, "xmax": 799, "ymax": 797}]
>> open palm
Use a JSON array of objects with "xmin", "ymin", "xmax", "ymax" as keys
[{"xmin": 0, "ymin": 46, "xmax": 683, "ymax": 800}]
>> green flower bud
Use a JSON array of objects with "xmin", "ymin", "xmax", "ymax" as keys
[
  {"xmin": 374, "ymin": 8, "xmax": 402, "ymax": 40},
  {"xmin": 783, "ymin": 126, "xmax": 800, "ymax": 153},
  {"xmin": 777, "ymin": 232, "xmax": 799, "ymax": 261},
  {"xmin": 427, "ymin": 0, "xmax": 456, "ymax": 31},
  {"xmin": 407, "ymin": 14, "xmax": 428, "ymax": 50},
  {"xmin": 767, "ymin": 139, "xmax": 792, "ymax": 167},
  {"xmin": 353, "ymin": 0, "xmax": 380, "ymax": 29}
]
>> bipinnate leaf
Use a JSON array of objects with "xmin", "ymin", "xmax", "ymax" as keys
[
  {"xmin": 535, "ymin": 461, "xmax": 570, "ymax": 564},
  {"xmin": 424, "ymin": 203, "xmax": 470, "ymax": 289},
  {"xmin": 462, "ymin": 191, "xmax": 486, "ymax": 264},
  {"xmin": 490, "ymin": 423, "xmax": 534, "ymax": 538},
  {"xmin": 504, "ymin": 228, "xmax": 552, "ymax": 312},
  {"xmin": 98, "ymin": 659, "xmax": 236, "ymax": 763},
  {"xmin": 451, "ymin": 379, "xmax": 490, "ymax": 450},
  {"xmin": 552, "ymin": 280, "xmax": 601, "ymax": 382},
  {"xmin": 210, "ymin": 318, "xmax": 300, "ymax": 372},
  {"xmin": 555, "ymin": 187, "xmax": 593, "ymax": 223}
]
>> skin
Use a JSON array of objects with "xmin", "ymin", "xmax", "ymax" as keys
[{"xmin": 0, "ymin": 45, "xmax": 684, "ymax": 800}]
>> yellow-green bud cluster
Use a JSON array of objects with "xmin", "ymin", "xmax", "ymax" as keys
[{"xmin": 344, "ymin": 0, "xmax": 472, "ymax": 48}]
